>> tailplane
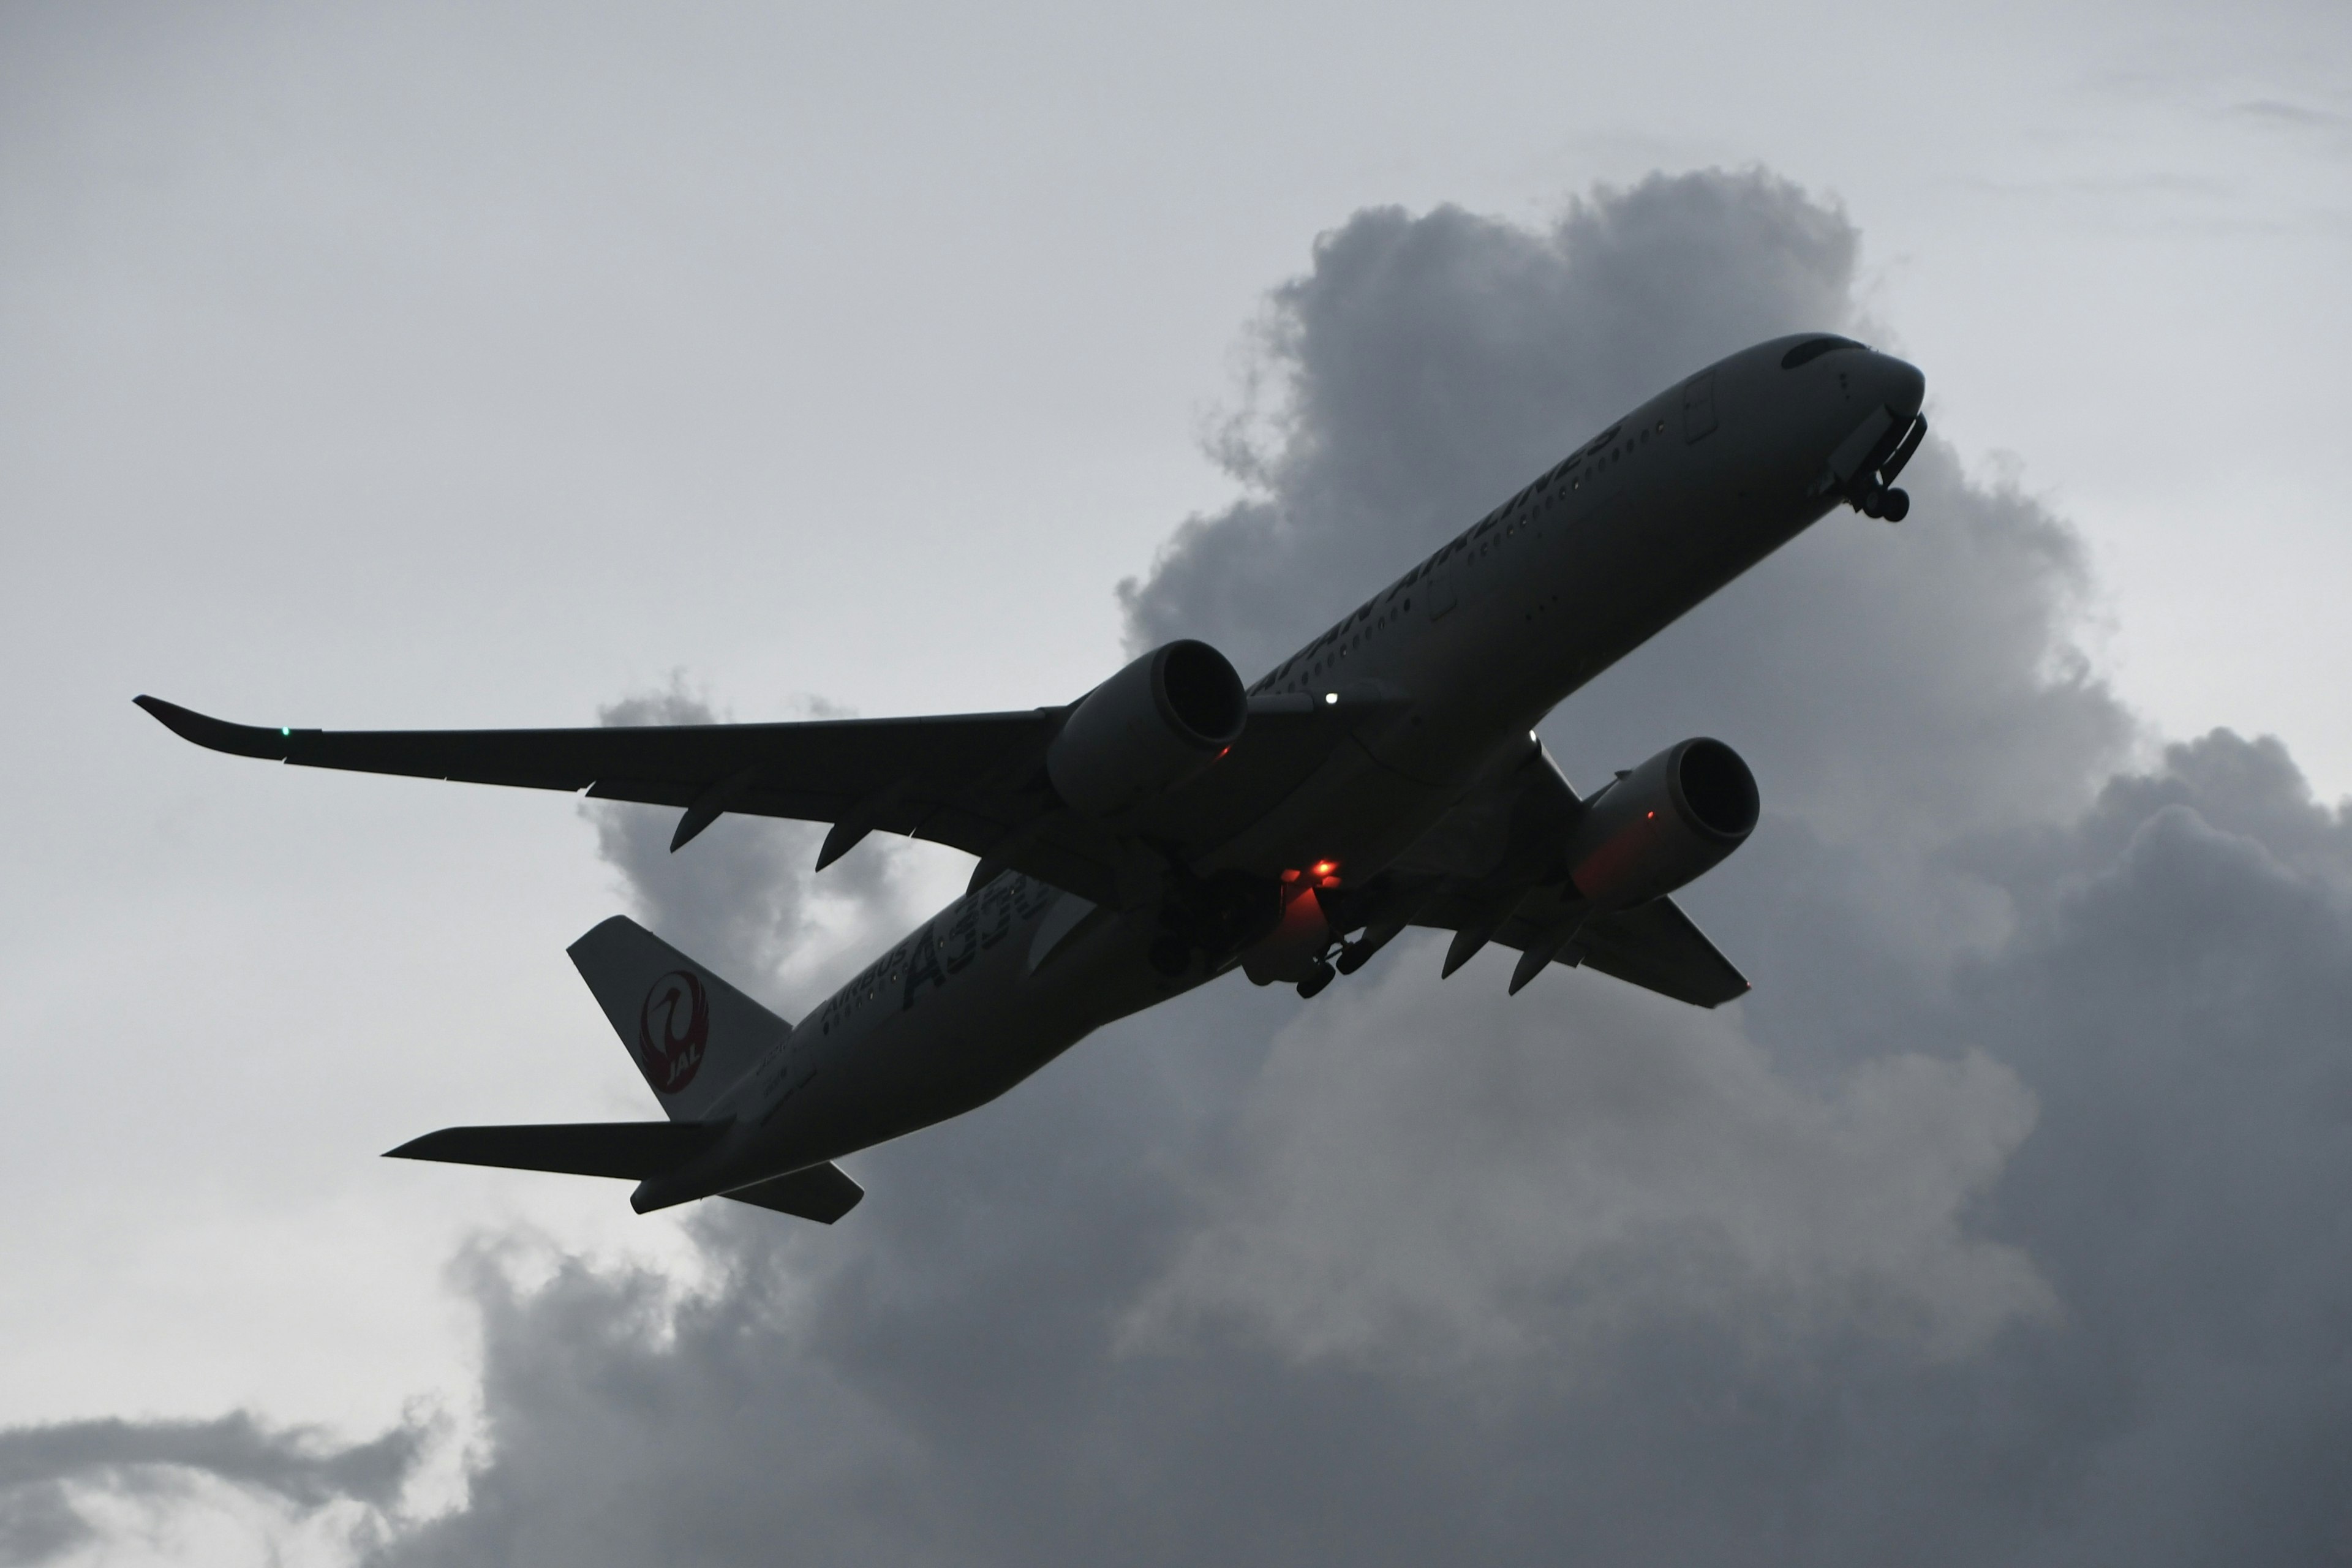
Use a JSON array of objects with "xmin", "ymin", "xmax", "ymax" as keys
[
  {"xmin": 385, "ymin": 1123, "xmax": 864, "ymax": 1223},
  {"xmin": 382, "ymin": 918, "xmax": 864, "ymax": 1223},
  {"xmin": 388, "ymin": 1121, "xmax": 723, "ymax": 1178},
  {"xmin": 566, "ymin": 916, "xmax": 791, "ymax": 1121}
]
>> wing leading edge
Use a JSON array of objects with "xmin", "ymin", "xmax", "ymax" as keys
[
  {"xmin": 134, "ymin": 691, "xmax": 1363, "ymax": 910},
  {"xmin": 134, "ymin": 693, "xmax": 1115, "ymax": 893}
]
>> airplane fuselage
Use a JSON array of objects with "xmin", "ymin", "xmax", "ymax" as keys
[{"xmin": 646, "ymin": 334, "xmax": 1928, "ymax": 1210}]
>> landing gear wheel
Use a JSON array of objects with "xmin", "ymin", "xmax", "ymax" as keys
[
  {"xmin": 1335, "ymin": 943, "xmax": 1368, "ymax": 975},
  {"xmin": 1879, "ymin": 487, "xmax": 1910, "ymax": 522},
  {"xmin": 1297, "ymin": 960, "xmax": 1336, "ymax": 999},
  {"xmin": 1857, "ymin": 483, "xmax": 1888, "ymax": 519},
  {"xmin": 1147, "ymin": 932, "xmax": 1191, "ymax": 978}
]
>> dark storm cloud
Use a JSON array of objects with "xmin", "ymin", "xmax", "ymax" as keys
[
  {"xmin": 53, "ymin": 167, "xmax": 2337, "ymax": 1564},
  {"xmin": 0, "ymin": 1414, "xmax": 421, "ymax": 1566}
]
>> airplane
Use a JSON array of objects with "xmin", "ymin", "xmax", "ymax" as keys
[{"xmin": 138, "ymin": 332, "xmax": 1927, "ymax": 1224}]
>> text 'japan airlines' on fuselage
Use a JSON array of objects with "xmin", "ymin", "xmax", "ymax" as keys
[{"xmin": 137, "ymin": 333, "xmax": 1927, "ymax": 1224}]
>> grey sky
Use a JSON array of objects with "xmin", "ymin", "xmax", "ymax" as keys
[{"xmin": 2, "ymin": 3, "xmax": 2348, "ymax": 1563}]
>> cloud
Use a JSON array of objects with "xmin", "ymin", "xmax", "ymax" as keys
[
  {"xmin": 40, "ymin": 167, "xmax": 2352, "ymax": 1566},
  {"xmin": 2226, "ymin": 97, "xmax": 2346, "ymax": 129},
  {"xmin": 347, "ymin": 168, "xmax": 2352, "ymax": 1568},
  {"xmin": 1124, "ymin": 973, "xmax": 2054, "ymax": 1367},
  {"xmin": 586, "ymin": 679, "xmax": 930, "ymax": 1017},
  {"xmin": 1121, "ymin": 170, "xmax": 1861, "ymax": 676},
  {"xmin": 0, "ymin": 1413, "xmax": 423, "ymax": 1567}
]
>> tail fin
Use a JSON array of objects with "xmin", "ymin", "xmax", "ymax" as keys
[{"xmin": 567, "ymin": 916, "xmax": 791, "ymax": 1121}]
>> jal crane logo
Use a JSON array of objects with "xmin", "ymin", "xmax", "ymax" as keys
[{"xmin": 636, "ymin": 970, "xmax": 710, "ymax": 1095}]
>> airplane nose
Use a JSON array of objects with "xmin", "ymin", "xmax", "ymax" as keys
[
  {"xmin": 1873, "ymin": 352, "xmax": 1926, "ymax": 420},
  {"xmin": 1844, "ymin": 353, "xmax": 1928, "ymax": 521}
]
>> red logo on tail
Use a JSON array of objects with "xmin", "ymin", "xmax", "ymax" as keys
[{"xmin": 637, "ymin": 970, "xmax": 710, "ymax": 1095}]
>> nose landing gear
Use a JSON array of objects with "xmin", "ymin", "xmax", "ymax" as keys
[
  {"xmin": 1848, "ymin": 412, "xmax": 1926, "ymax": 523},
  {"xmin": 1857, "ymin": 483, "xmax": 1911, "ymax": 522}
]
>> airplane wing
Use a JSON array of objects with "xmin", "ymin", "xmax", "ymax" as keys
[
  {"xmin": 134, "ymin": 691, "xmax": 1362, "ymax": 909},
  {"xmin": 1560, "ymin": 897, "xmax": 1750, "ymax": 1006},
  {"xmin": 1408, "ymin": 879, "xmax": 1751, "ymax": 1008},
  {"xmin": 1358, "ymin": 739, "xmax": 1751, "ymax": 1008}
]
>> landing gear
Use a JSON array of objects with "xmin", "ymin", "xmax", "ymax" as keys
[
  {"xmin": 1297, "ymin": 959, "xmax": 1336, "ymax": 999},
  {"xmin": 1147, "ymin": 932, "xmax": 1192, "ymax": 978},
  {"xmin": 1333, "ymin": 918, "xmax": 1405, "ymax": 975},
  {"xmin": 1860, "ymin": 484, "xmax": 1909, "ymax": 521},
  {"xmin": 1856, "ymin": 483, "xmax": 1909, "ymax": 521},
  {"xmin": 1849, "ymin": 412, "xmax": 1924, "ymax": 522}
]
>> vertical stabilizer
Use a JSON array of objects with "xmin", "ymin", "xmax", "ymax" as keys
[{"xmin": 567, "ymin": 916, "xmax": 791, "ymax": 1122}]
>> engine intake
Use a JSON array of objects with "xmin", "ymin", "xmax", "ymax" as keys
[
  {"xmin": 1564, "ymin": 737, "xmax": 1759, "ymax": 910},
  {"xmin": 1047, "ymin": 640, "xmax": 1248, "ymax": 818}
]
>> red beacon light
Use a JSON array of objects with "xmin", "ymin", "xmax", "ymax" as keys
[{"xmin": 1312, "ymin": 859, "xmax": 1341, "ymax": 888}]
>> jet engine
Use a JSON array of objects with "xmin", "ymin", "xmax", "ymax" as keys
[
  {"xmin": 1564, "ymin": 737, "xmax": 1759, "ymax": 909},
  {"xmin": 1047, "ymin": 640, "xmax": 1248, "ymax": 817}
]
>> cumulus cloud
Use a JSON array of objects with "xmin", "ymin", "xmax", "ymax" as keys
[
  {"xmin": 32, "ymin": 167, "xmax": 2351, "ymax": 1566},
  {"xmin": 587, "ymin": 680, "xmax": 930, "ymax": 1016},
  {"xmin": 0, "ymin": 1413, "xmax": 422, "ymax": 1566},
  {"xmin": 1122, "ymin": 171, "xmax": 1862, "ymax": 675},
  {"xmin": 1125, "ymin": 973, "xmax": 2054, "ymax": 1367},
  {"xmin": 347, "ymin": 168, "xmax": 2352, "ymax": 1568}
]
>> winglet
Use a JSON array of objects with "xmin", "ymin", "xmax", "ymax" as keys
[{"xmin": 134, "ymin": 695, "xmax": 304, "ymax": 761}]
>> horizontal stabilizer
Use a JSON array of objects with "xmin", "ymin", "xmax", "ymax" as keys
[
  {"xmin": 723, "ymin": 1163, "xmax": 864, "ymax": 1224},
  {"xmin": 385, "ymin": 1121, "xmax": 726, "ymax": 1180}
]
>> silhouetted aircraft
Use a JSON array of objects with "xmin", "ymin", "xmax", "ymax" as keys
[{"xmin": 141, "ymin": 333, "xmax": 1926, "ymax": 1223}]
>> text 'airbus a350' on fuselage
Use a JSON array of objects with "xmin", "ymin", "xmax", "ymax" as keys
[{"xmin": 140, "ymin": 333, "xmax": 1927, "ymax": 1224}]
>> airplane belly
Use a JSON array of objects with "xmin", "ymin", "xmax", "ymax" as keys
[{"xmin": 741, "ymin": 881, "xmax": 1185, "ymax": 1173}]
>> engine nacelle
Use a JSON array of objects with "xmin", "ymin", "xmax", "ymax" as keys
[
  {"xmin": 1564, "ymin": 737, "xmax": 1759, "ymax": 910},
  {"xmin": 1046, "ymin": 640, "xmax": 1248, "ymax": 818}
]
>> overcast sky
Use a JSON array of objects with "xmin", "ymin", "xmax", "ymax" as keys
[{"xmin": 2, "ymin": 3, "xmax": 2348, "ymax": 1564}]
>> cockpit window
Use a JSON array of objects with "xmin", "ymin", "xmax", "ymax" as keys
[{"xmin": 1781, "ymin": 336, "xmax": 1864, "ymax": 369}]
